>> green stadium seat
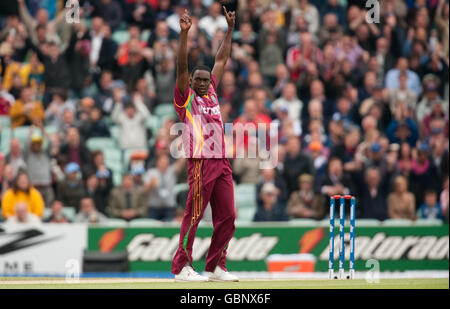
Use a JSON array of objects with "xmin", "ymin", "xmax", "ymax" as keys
[
  {"xmin": 113, "ymin": 172, "xmax": 123, "ymax": 187},
  {"xmin": 146, "ymin": 115, "xmax": 161, "ymax": 135},
  {"xmin": 11, "ymin": 126, "xmax": 32, "ymax": 146},
  {"xmin": 104, "ymin": 148, "xmax": 122, "ymax": 164},
  {"xmin": 236, "ymin": 183, "xmax": 257, "ymax": 209},
  {"xmin": 86, "ymin": 137, "xmax": 116, "ymax": 151},
  {"xmin": 128, "ymin": 218, "xmax": 162, "ymax": 226},
  {"xmin": 0, "ymin": 116, "xmax": 11, "ymax": 129},
  {"xmin": 98, "ymin": 218, "xmax": 128, "ymax": 227},
  {"xmin": 110, "ymin": 125, "xmax": 120, "ymax": 142},
  {"xmin": 154, "ymin": 103, "xmax": 176, "ymax": 120},
  {"xmin": 382, "ymin": 219, "xmax": 414, "ymax": 226},
  {"xmin": 44, "ymin": 125, "xmax": 59, "ymax": 134},
  {"xmin": 42, "ymin": 208, "xmax": 52, "ymax": 221},
  {"xmin": 289, "ymin": 219, "xmax": 320, "ymax": 226},
  {"xmin": 237, "ymin": 207, "xmax": 255, "ymax": 223},
  {"xmin": 414, "ymin": 219, "xmax": 443, "ymax": 226},
  {"xmin": 112, "ymin": 30, "xmax": 129, "ymax": 44},
  {"xmin": 174, "ymin": 183, "xmax": 189, "ymax": 195},
  {"xmin": 106, "ymin": 160, "xmax": 123, "ymax": 174},
  {"xmin": 62, "ymin": 207, "xmax": 77, "ymax": 222}
]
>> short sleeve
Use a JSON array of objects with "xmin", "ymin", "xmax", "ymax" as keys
[
  {"xmin": 173, "ymin": 84, "xmax": 192, "ymax": 120},
  {"xmin": 210, "ymin": 74, "xmax": 218, "ymax": 91}
]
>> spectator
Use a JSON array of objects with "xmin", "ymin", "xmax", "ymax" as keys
[
  {"xmin": 111, "ymin": 91, "xmax": 151, "ymax": 150},
  {"xmin": 74, "ymin": 197, "xmax": 108, "ymax": 224},
  {"xmin": 44, "ymin": 200, "xmax": 71, "ymax": 223},
  {"xmin": 359, "ymin": 167, "xmax": 392, "ymax": 220},
  {"xmin": 253, "ymin": 182, "xmax": 289, "ymax": 222},
  {"xmin": 144, "ymin": 155, "xmax": 185, "ymax": 221},
  {"xmin": 23, "ymin": 124, "xmax": 54, "ymax": 207},
  {"xmin": 56, "ymin": 162, "xmax": 86, "ymax": 210},
  {"xmin": 91, "ymin": 0, "xmax": 123, "ymax": 31},
  {"xmin": 4, "ymin": 138, "xmax": 27, "ymax": 176},
  {"xmin": 79, "ymin": 106, "xmax": 111, "ymax": 140},
  {"xmin": 271, "ymin": 82, "xmax": 303, "ymax": 124},
  {"xmin": 1, "ymin": 164, "xmax": 15, "ymax": 198},
  {"xmin": 387, "ymin": 175, "xmax": 416, "ymax": 220},
  {"xmin": 282, "ymin": 136, "xmax": 315, "ymax": 195},
  {"xmin": 45, "ymin": 88, "xmax": 76, "ymax": 128},
  {"xmin": 416, "ymin": 75, "xmax": 447, "ymax": 124},
  {"xmin": 198, "ymin": 2, "xmax": 228, "ymax": 39},
  {"xmin": 1, "ymin": 171, "xmax": 44, "ymax": 219},
  {"xmin": 384, "ymin": 57, "xmax": 421, "ymax": 96},
  {"xmin": 418, "ymin": 189, "xmax": 444, "ymax": 220},
  {"xmin": 256, "ymin": 168, "xmax": 288, "ymax": 207},
  {"xmin": 258, "ymin": 31, "xmax": 284, "ymax": 85},
  {"xmin": 0, "ymin": 76, "xmax": 14, "ymax": 115},
  {"xmin": 58, "ymin": 126, "xmax": 93, "ymax": 176},
  {"xmin": 286, "ymin": 174, "xmax": 325, "ymax": 219},
  {"xmin": 289, "ymin": 0, "xmax": 319, "ymax": 37},
  {"xmin": 125, "ymin": 0, "xmax": 156, "ymax": 30},
  {"xmin": 387, "ymin": 71, "xmax": 418, "ymax": 114},
  {"xmin": 319, "ymin": 157, "xmax": 355, "ymax": 198},
  {"xmin": 5, "ymin": 201, "xmax": 42, "ymax": 226},
  {"xmin": 9, "ymin": 87, "xmax": 45, "ymax": 128},
  {"xmin": 107, "ymin": 174, "xmax": 148, "ymax": 221},
  {"xmin": 85, "ymin": 172, "xmax": 110, "ymax": 216}
]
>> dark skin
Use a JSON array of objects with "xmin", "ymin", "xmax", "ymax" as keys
[{"xmin": 176, "ymin": 7, "xmax": 235, "ymax": 97}]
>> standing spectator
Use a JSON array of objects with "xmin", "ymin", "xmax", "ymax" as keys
[
  {"xmin": 387, "ymin": 175, "xmax": 416, "ymax": 220},
  {"xmin": 58, "ymin": 127, "xmax": 93, "ymax": 176},
  {"xmin": 91, "ymin": 0, "xmax": 123, "ymax": 31},
  {"xmin": 1, "ymin": 172, "xmax": 44, "ymax": 219},
  {"xmin": 418, "ymin": 189, "xmax": 444, "ymax": 220},
  {"xmin": 286, "ymin": 174, "xmax": 325, "ymax": 219},
  {"xmin": 144, "ymin": 155, "xmax": 185, "ymax": 221},
  {"xmin": 9, "ymin": 87, "xmax": 45, "ymax": 128},
  {"xmin": 5, "ymin": 201, "xmax": 42, "ymax": 226},
  {"xmin": 23, "ymin": 124, "xmax": 54, "ymax": 207},
  {"xmin": 74, "ymin": 197, "xmax": 108, "ymax": 224},
  {"xmin": 253, "ymin": 182, "xmax": 289, "ymax": 222},
  {"xmin": 111, "ymin": 91, "xmax": 151, "ymax": 150},
  {"xmin": 4, "ymin": 138, "xmax": 27, "ymax": 176},
  {"xmin": 258, "ymin": 32, "xmax": 284, "ymax": 85},
  {"xmin": 56, "ymin": 162, "xmax": 86, "ymax": 210},
  {"xmin": 125, "ymin": 0, "xmax": 156, "ymax": 30},
  {"xmin": 198, "ymin": 2, "xmax": 229, "ymax": 39},
  {"xmin": 271, "ymin": 82, "xmax": 303, "ymax": 124},
  {"xmin": 0, "ymin": 77, "xmax": 14, "ymax": 115},
  {"xmin": 44, "ymin": 200, "xmax": 71, "ymax": 223},
  {"xmin": 107, "ymin": 174, "xmax": 148, "ymax": 221}
]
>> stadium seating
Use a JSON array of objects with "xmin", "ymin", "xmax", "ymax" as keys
[
  {"xmin": 86, "ymin": 137, "xmax": 116, "ymax": 151},
  {"xmin": 11, "ymin": 126, "xmax": 31, "ymax": 146},
  {"xmin": 100, "ymin": 218, "xmax": 128, "ymax": 226},
  {"xmin": 382, "ymin": 219, "xmax": 415, "ymax": 226},
  {"xmin": 235, "ymin": 183, "xmax": 257, "ymax": 209},
  {"xmin": 0, "ymin": 127, "xmax": 11, "ymax": 154},
  {"xmin": 128, "ymin": 218, "xmax": 162, "ymax": 226},
  {"xmin": 154, "ymin": 103, "xmax": 176, "ymax": 121},
  {"xmin": 112, "ymin": 30, "xmax": 129, "ymax": 45},
  {"xmin": 0, "ymin": 116, "xmax": 10, "ymax": 129},
  {"xmin": 237, "ymin": 207, "xmax": 255, "ymax": 223}
]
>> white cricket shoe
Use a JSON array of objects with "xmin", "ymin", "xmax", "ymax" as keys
[
  {"xmin": 205, "ymin": 266, "xmax": 239, "ymax": 282},
  {"xmin": 174, "ymin": 265, "xmax": 208, "ymax": 282}
]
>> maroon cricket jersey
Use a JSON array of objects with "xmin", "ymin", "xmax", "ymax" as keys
[{"xmin": 173, "ymin": 74, "xmax": 226, "ymax": 159}]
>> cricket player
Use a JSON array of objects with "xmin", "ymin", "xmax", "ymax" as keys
[{"xmin": 171, "ymin": 7, "xmax": 238, "ymax": 282}]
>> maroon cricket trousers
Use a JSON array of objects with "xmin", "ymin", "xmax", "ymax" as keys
[{"xmin": 171, "ymin": 158, "xmax": 236, "ymax": 274}]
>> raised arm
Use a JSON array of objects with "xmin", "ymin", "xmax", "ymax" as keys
[
  {"xmin": 212, "ymin": 6, "xmax": 236, "ymax": 84},
  {"xmin": 176, "ymin": 10, "xmax": 192, "ymax": 94}
]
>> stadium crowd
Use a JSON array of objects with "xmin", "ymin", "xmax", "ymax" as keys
[{"xmin": 0, "ymin": 0, "xmax": 448, "ymax": 225}]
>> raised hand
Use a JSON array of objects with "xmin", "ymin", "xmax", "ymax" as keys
[
  {"xmin": 179, "ymin": 9, "xmax": 192, "ymax": 32},
  {"xmin": 223, "ymin": 6, "xmax": 236, "ymax": 29}
]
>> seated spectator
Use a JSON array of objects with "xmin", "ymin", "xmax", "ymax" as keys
[
  {"xmin": 144, "ymin": 155, "xmax": 185, "ymax": 221},
  {"xmin": 44, "ymin": 200, "xmax": 71, "ymax": 223},
  {"xmin": 1, "ymin": 164, "xmax": 15, "ymax": 198},
  {"xmin": 9, "ymin": 87, "xmax": 45, "ymax": 129},
  {"xmin": 94, "ymin": 71, "xmax": 115, "ymax": 116},
  {"xmin": 85, "ymin": 173, "xmax": 110, "ymax": 216},
  {"xmin": 6, "ymin": 201, "xmax": 42, "ymax": 226},
  {"xmin": 131, "ymin": 165, "xmax": 146, "ymax": 188},
  {"xmin": 56, "ymin": 162, "xmax": 85, "ymax": 210},
  {"xmin": 418, "ymin": 189, "xmax": 444, "ymax": 220},
  {"xmin": 416, "ymin": 75, "xmax": 447, "ymax": 124},
  {"xmin": 384, "ymin": 57, "xmax": 421, "ymax": 96},
  {"xmin": 388, "ymin": 71, "xmax": 418, "ymax": 114},
  {"xmin": 111, "ymin": 91, "xmax": 151, "ymax": 150},
  {"xmin": 79, "ymin": 106, "xmax": 111, "ymax": 140},
  {"xmin": 319, "ymin": 157, "xmax": 355, "ymax": 197},
  {"xmin": 387, "ymin": 175, "xmax": 416, "ymax": 220},
  {"xmin": 287, "ymin": 174, "xmax": 325, "ymax": 219},
  {"xmin": 23, "ymin": 124, "xmax": 54, "ymax": 207},
  {"xmin": 58, "ymin": 127, "xmax": 93, "ymax": 176},
  {"xmin": 91, "ymin": 150, "xmax": 114, "ymax": 193},
  {"xmin": 1, "ymin": 171, "xmax": 44, "ymax": 219},
  {"xmin": 282, "ymin": 136, "xmax": 315, "ymax": 195},
  {"xmin": 359, "ymin": 167, "xmax": 391, "ymax": 221},
  {"xmin": 107, "ymin": 174, "xmax": 148, "ymax": 221},
  {"xmin": 125, "ymin": 0, "xmax": 156, "ymax": 30},
  {"xmin": 91, "ymin": 0, "xmax": 123, "ymax": 31},
  {"xmin": 256, "ymin": 168, "xmax": 288, "ymax": 207},
  {"xmin": 74, "ymin": 197, "xmax": 107, "ymax": 224},
  {"xmin": 254, "ymin": 183, "xmax": 289, "ymax": 222},
  {"xmin": 45, "ymin": 88, "xmax": 75, "ymax": 128},
  {"xmin": 271, "ymin": 82, "xmax": 303, "ymax": 124},
  {"xmin": 386, "ymin": 103, "xmax": 419, "ymax": 148}
]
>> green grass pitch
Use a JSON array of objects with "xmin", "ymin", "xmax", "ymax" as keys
[{"xmin": 0, "ymin": 278, "xmax": 448, "ymax": 289}]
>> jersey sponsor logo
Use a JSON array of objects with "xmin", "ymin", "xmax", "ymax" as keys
[{"xmin": 199, "ymin": 105, "xmax": 221, "ymax": 116}]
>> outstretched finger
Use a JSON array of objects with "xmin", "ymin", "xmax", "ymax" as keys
[{"xmin": 223, "ymin": 6, "xmax": 228, "ymax": 15}]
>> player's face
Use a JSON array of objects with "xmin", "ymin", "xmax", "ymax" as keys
[{"xmin": 191, "ymin": 70, "xmax": 211, "ymax": 96}]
